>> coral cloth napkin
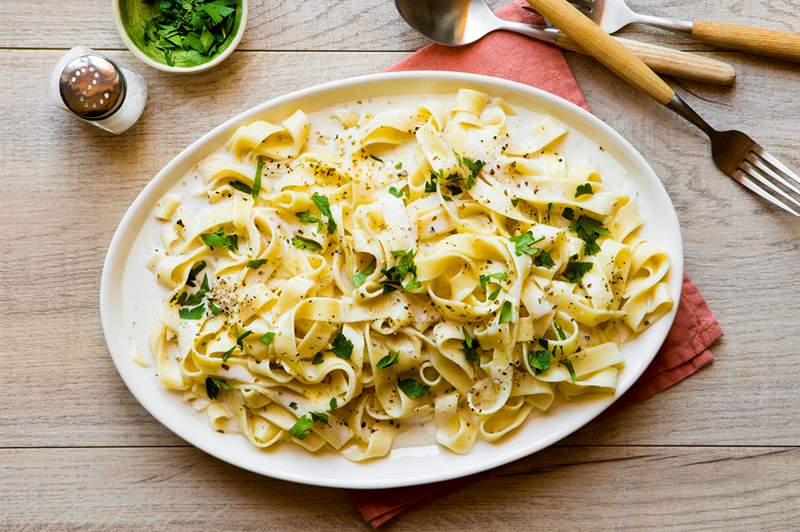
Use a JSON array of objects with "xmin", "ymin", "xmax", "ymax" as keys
[{"xmin": 352, "ymin": 1, "xmax": 723, "ymax": 527}]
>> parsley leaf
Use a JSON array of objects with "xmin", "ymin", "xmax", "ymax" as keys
[
  {"xmin": 331, "ymin": 331, "xmax": 353, "ymax": 360},
  {"xmin": 394, "ymin": 162, "xmax": 403, "ymax": 170},
  {"xmin": 498, "ymin": 300, "xmax": 514, "ymax": 324},
  {"xmin": 462, "ymin": 328, "xmax": 480, "ymax": 363},
  {"xmin": 398, "ymin": 378, "xmax": 429, "ymax": 399},
  {"xmin": 353, "ymin": 258, "xmax": 376, "ymax": 288},
  {"xmin": 560, "ymin": 359, "xmax": 577, "ymax": 384},
  {"xmin": 534, "ymin": 250, "xmax": 555, "ymax": 268},
  {"xmin": 312, "ymin": 352, "xmax": 324, "ymax": 364},
  {"xmin": 528, "ymin": 349, "xmax": 552, "ymax": 374},
  {"xmin": 377, "ymin": 351, "xmax": 399, "ymax": 368},
  {"xmin": 185, "ymin": 261, "xmax": 206, "ymax": 287},
  {"xmin": 388, "ymin": 186, "xmax": 406, "ymax": 198},
  {"xmin": 221, "ymin": 344, "xmax": 236, "ymax": 362},
  {"xmin": 205, "ymin": 377, "xmax": 230, "ymax": 400},
  {"xmin": 201, "ymin": 227, "xmax": 238, "ymax": 251},
  {"xmin": 310, "ymin": 411, "xmax": 329, "ymax": 424},
  {"xmin": 575, "ymin": 183, "xmax": 594, "ymax": 197},
  {"xmin": 479, "ymin": 272, "xmax": 507, "ymax": 292},
  {"xmin": 562, "ymin": 207, "xmax": 575, "ymax": 220},
  {"xmin": 424, "ymin": 173, "xmax": 438, "ymax": 193},
  {"xmin": 554, "ymin": 322, "xmax": 566, "ymax": 340},
  {"xmin": 457, "ymin": 154, "xmax": 486, "ymax": 189},
  {"xmin": 179, "ymin": 303, "xmax": 205, "ymax": 320},
  {"xmin": 296, "ymin": 211, "xmax": 322, "ymax": 224},
  {"xmin": 568, "ymin": 215, "xmax": 609, "ymax": 256},
  {"xmin": 291, "ymin": 235, "xmax": 322, "ymax": 251},
  {"xmin": 289, "ymin": 415, "xmax": 314, "ymax": 440},
  {"xmin": 259, "ymin": 331, "xmax": 275, "ymax": 346},
  {"xmin": 509, "ymin": 232, "xmax": 545, "ymax": 256},
  {"xmin": 247, "ymin": 258, "xmax": 267, "ymax": 269},
  {"xmin": 381, "ymin": 249, "xmax": 418, "ymax": 293},
  {"xmin": 229, "ymin": 180, "xmax": 251, "ymax": 194},
  {"xmin": 312, "ymin": 192, "xmax": 337, "ymax": 234},
  {"xmin": 562, "ymin": 261, "xmax": 593, "ymax": 283},
  {"xmin": 209, "ymin": 302, "xmax": 223, "ymax": 316},
  {"xmin": 252, "ymin": 156, "xmax": 264, "ymax": 200},
  {"xmin": 289, "ymin": 401, "xmax": 298, "ymax": 410},
  {"xmin": 369, "ymin": 154, "xmax": 384, "ymax": 163}
]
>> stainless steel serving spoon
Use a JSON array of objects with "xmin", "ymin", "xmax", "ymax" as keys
[{"xmin": 394, "ymin": 0, "xmax": 735, "ymax": 85}]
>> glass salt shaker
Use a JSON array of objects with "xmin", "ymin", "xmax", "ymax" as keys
[{"xmin": 50, "ymin": 46, "xmax": 147, "ymax": 135}]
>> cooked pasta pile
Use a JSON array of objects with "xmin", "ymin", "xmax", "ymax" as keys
[{"xmin": 148, "ymin": 89, "xmax": 673, "ymax": 460}]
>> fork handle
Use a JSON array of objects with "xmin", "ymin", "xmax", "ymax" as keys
[
  {"xmin": 528, "ymin": 0, "xmax": 674, "ymax": 104},
  {"xmin": 692, "ymin": 21, "xmax": 800, "ymax": 62},
  {"xmin": 555, "ymin": 34, "xmax": 736, "ymax": 85}
]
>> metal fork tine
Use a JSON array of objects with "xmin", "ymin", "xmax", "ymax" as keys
[
  {"xmin": 752, "ymin": 147, "xmax": 800, "ymax": 190},
  {"xmin": 567, "ymin": 0, "xmax": 596, "ymax": 8},
  {"xmin": 742, "ymin": 160, "xmax": 800, "ymax": 207},
  {"xmin": 735, "ymin": 166, "xmax": 800, "ymax": 216},
  {"xmin": 746, "ymin": 152, "xmax": 800, "ymax": 198}
]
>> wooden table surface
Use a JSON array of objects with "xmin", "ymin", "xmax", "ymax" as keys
[{"xmin": 2, "ymin": 0, "xmax": 799, "ymax": 529}]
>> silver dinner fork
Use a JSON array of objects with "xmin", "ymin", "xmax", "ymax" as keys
[
  {"xmin": 527, "ymin": 0, "xmax": 800, "ymax": 217},
  {"xmin": 558, "ymin": 0, "xmax": 800, "ymax": 62}
]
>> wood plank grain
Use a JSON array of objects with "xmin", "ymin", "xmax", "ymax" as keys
[
  {"xmin": 3, "ymin": 0, "xmax": 799, "ymax": 52},
  {"xmin": 1, "ymin": 446, "xmax": 798, "ymax": 529},
  {"xmin": 2, "ymin": 48, "xmax": 800, "ymax": 449}
]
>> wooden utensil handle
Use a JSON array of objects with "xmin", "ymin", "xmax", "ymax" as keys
[
  {"xmin": 692, "ymin": 21, "xmax": 800, "ymax": 62},
  {"xmin": 555, "ymin": 34, "xmax": 736, "ymax": 85},
  {"xmin": 528, "ymin": 0, "xmax": 674, "ymax": 105}
]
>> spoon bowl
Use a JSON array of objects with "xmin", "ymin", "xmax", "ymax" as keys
[{"xmin": 395, "ymin": 0, "xmax": 503, "ymax": 45}]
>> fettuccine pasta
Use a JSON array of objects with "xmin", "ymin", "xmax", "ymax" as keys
[{"xmin": 147, "ymin": 89, "xmax": 673, "ymax": 459}]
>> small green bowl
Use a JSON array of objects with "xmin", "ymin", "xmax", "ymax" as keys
[{"xmin": 112, "ymin": 0, "xmax": 248, "ymax": 73}]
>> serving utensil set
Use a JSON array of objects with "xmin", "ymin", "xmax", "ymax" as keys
[{"xmin": 396, "ymin": 0, "xmax": 800, "ymax": 217}]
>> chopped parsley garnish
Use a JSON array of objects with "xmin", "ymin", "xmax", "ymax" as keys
[
  {"xmin": 310, "ymin": 411, "xmax": 329, "ymax": 424},
  {"xmin": 247, "ymin": 258, "xmax": 267, "ymax": 269},
  {"xmin": 381, "ymin": 249, "xmax": 419, "ymax": 293},
  {"xmin": 291, "ymin": 235, "xmax": 322, "ymax": 251},
  {"xmin": 498, "ymin": 300, "xmax": 514, "ymax": 324},
  {"xmin": 568, "ymin": 215, "xmax": 609, "ymax": 256},
  {"xmin": 353, "ymin": 258, "xmax": 376, "ymax": 288},
  {"xmin": 562, "ymin": 261, "xmax": 593, "ymax": 283},
  {"xmin": 377, "ymin": 350, "xmax": 399, "ymax": 369},
  {"xmin": 394, "ymin": 162, "xmax": 403, "ymax": 170},
  {"xmin": 369, "ymin": 154, "xmax": 384, "ymax": 163},
  {"xmin": 258, "ymin": 331, "xmax": 275, "ymax": 346},
  {"xmin": 462, "ymin": 328, "xmax": 480, "ymax": 363},
  {"xmin": 289, "ymin": 401, "xmax": 298, "ymax": 410},
  {"xmin": 296, "ymin": 211, "xmax": 321, "ymax": 224},
  {"xmin": 205, "ymin": 377, "xmax": 230, "ymax": 400},
  {"xmin": 179, "ymin": 303, "xmax": 205, "ymax": 320},
  {"xmin": 329, "ymin": 397, "xmax": 338, "ymax": 410},
  {"xmin": 398, "ymin": 378, "xmax": 429, "ymax": 399},
  {"xmin": 424, "ymin": 173, "xmax": 438, "ymax": 193},
  {"xmin": 229, "ymin": 180, "xmax": 251, "ymax": 194},
  {"xmin": 311, "ymin": 192, "xmax": 336, "ymax": 234},
  {"xmin": 457, "ymin": 154, "xmax": 486, "ymax": 189},
  {"xmin": 511, "ymin": 198, "xmax": 520, "ymax": 207},
  {"xmin": 388, "ymin": 186, "xmax": 406, "ymax": 198},
  {"xmin": 185, "ymin": 261, "xmax": 206, "ymax": 287},
  {"xmin": 221, "ymin": 344, "xmax": 236, "ymax": 362},
  {"xmin": 141, "ymin": 0, "xmax": 239, "ymax": 68},
  {"xmin": 575, "ymin": 183, "xmax": 594, "ymax": 197},
  {"xmin": 209, "ymin": 302, "xmax": 223, "ymax": 316},
  {"xmin": 479, "ymin": 272, "xmax": 507, "ymax": 301},
  {"xmin": 331, "ymin": 331, "xmax": 353, "ymax": 360},
  {"xmin": 235, "ymin": 329, "xmax": 251, "ymax": 347},
  {"xmin": 528, "ymin": 348, "xmax": 552, "ymax": 374},
  {"xmin": 289, "ymin": 415, "xmax": 314, "ymax": 440},
  {"xmin": 446, "ymin": 184, "xmax": 463, "ymax": 196},
  {"xmin": 509, "ymin": 232, "xmax": 545, "ymax": 256},
  {"xmin": 554, "ymin": 322, "xmax": 566, "ymax": 340},
  {"xmin": 560, "ymin": 359, "xmax": 577, "ymax": 384},
  {"xmin": 534, "ymin": 249, "xmax": 555, "ymax": 268},
  {"xmin": 201, "ymin": 227, "xmax": 238, "ymax": 251},
  {"xmin": 562, "ymin": 207, "xmax": 575, "ymax": 220},
  {"xmin": 252, "ymin": 156, "xmax": 264, "ymax": 200},
  {"xmin": 312, "ymin": 352, "xmax": 324, "ymax": 364}
]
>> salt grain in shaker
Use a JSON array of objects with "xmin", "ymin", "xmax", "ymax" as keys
[{"xmin": 50, "ymin": 46, "xmax": 147, "ymax": 135}]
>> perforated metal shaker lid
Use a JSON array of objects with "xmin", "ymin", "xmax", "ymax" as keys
[{"xmin": 59, "ymin": 55, "xmax": 126, "ymax": 120}]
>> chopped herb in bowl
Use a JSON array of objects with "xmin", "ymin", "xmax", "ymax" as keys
[{"xmin": 116, "ymin": 0, "xmax": 245, "ymax": 70}]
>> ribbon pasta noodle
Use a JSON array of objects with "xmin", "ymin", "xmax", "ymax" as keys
[{"xmin": 148, "ymin": 89, "xmax": 672, "ymax": 459}]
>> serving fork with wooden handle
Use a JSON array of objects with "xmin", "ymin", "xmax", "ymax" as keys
[
  {"xmin": 527, "ymin": 0, "xmax": 800, "ymax": 217},
  {"xmin": 561, "ymin": 0, "xmax": 800, "ymax": 62}
]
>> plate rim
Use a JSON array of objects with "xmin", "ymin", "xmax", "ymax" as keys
[{"xmin": 100, "ymin": 70, "xmax": 684, "ymax": 489}]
